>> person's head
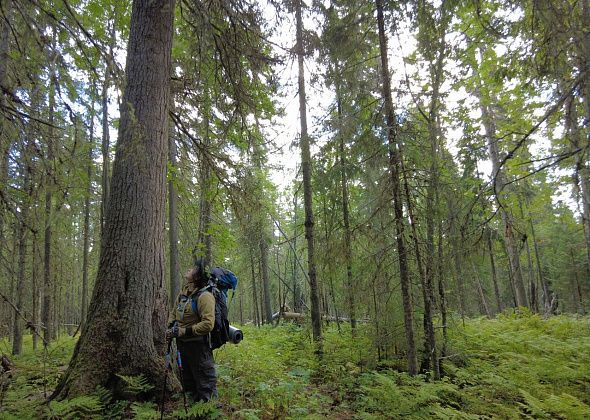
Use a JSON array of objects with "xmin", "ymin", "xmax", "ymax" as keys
[{"xmin": 184, "ymin": 258, "xmax": 209, "ymax": 288}]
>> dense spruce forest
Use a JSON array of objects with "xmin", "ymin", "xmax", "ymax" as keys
[{"xmin": 1, "ymin": 0, "xmax": 590, "ymax": 418}]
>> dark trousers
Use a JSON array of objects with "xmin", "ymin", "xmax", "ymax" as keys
[{"xmin": 177, "ymin": 338, "xmax": 217, "ymax": 402}]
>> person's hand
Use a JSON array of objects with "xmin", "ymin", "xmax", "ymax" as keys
[{"xmin": 166, "ymin": 322, "xmax": 186, "ymax": 339}]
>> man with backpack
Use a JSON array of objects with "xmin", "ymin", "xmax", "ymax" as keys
[{"xmin": 166, "ymin": 258, "xmax": 217, "ymax": 402}]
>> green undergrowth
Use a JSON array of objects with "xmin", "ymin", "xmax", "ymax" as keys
[{"xmin": 1, "ymin": 313, "xmax": 589, "ymax": 419}]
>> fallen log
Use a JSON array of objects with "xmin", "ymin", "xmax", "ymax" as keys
[{"xmin": 272, "ymin": 311, "xmax": 369, "ymax": 323}]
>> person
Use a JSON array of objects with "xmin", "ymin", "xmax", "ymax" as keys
[{"xmin": 166, "ymin": 259, "xmax": 217, "ymax": 402}]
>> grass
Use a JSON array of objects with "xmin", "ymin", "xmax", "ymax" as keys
[{"xmin": 1, "ymin": 312, "xmax": 589, "ymax": 419}]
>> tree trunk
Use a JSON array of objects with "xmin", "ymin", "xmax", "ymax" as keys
[
  {"xmin": 376, "ymin": 0, "xmax": 417, "ymax": 375},
  {"xmin": 53, "ymin": 0, "xmax": 175, "ymax": 398},
  {"xmin": 423, "ymin": 16, "xmax": 447, "ymax": 378},
  {"xmin": 12, "ymin": 139, "xmax": 31, "ymax": 355},
  {"xmin": 295, "ymin": 0, "xmax": 322, "ymax": 349},
  {"xmin": 487, "ymin": 231, "xmax": 503, "ymax": 313},
  {"xmin": 81, "ymin": 110, "xmax": 94, "ymax": 331},
  {"xmin": 100, "ymin": 19, "xmax": 116, "ymax": 233},
  {"xmin": 564, "ymin": 92, "xmax": 590, "ymax": 273},
  {"xmin": 0, "ymin": 0, "xmax": 13, "ymax": 261},
  {"xmin": 260, "ymin": 231, "xmax": 273, "ymax": 324},
  {"xmin": 32, "ymin": 233, "xmax": 41, "ymax": 350},
  {"xmin": 528, "ymin": 217, "xmax": 555, "ymax": 316},
  {"xmin": 473, "ymin": 263, "xmax": 491, "ymax": 318},
  {"xmin": 475, "ymin": 71, "xmax": 528, "ymax": 307},
  {"xmin": 448, "ymin": 198, "xmax": 466, "ymax": 318},
  {"xmin": 43, "ymin": 47, "xmax": 57, "ymax": 344},
  {"xmin": 168, "ymin": 99, "xmax": 180, "ymax": 308},
  {"xmin": 335, "ymin": 81, "xmax": 356, "ymax": 333},
  {"xmin": 197, "ymin": 121, "xmax": 213, "ymax": 263},
  {"xmin": 250, "ymin": 249, "xmax": 260, "ymax": 327},
  {"xmin": 436, "ymin": 224, "xmax": 448, "ymax": 368},
  {"xmin": 292, "ymin": 192, "xmax": 302, "ymax": 312}
]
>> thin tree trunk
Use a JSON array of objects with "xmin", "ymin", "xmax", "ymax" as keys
[
  {"xmin": 295, "ymin": 0, "xmax": 322, "ymax": 349},
  {"xmin": 436, "ymin": 224, "xmax": 448, "ymax": 368},
  {"xmin": 43, "ymin": 47, "xmax": 57, "ymax": 344},
  {"xmin": 473, "ymin": 263, "xmax": 491, "ymax": 318},
  {"xmin": 448, "ymin": 199, "xmax": 466, "ymax": 318},
  {"xmin": 197, "ymin": 119, "xmax": 213, "ymax": 263},
  {"xmin": 168, "ymin": 99, "xmax": 180, "ymax": 307},
  {"xmin": 401, "ymin": 158, "xmax": 438, "ymax": 378},
  {"xmin": 81, "ymin": 111, "xmax": 93, "ymax": 331},
  {"xmin": 260, "ymin": 232, "xmax": 273, "ymax": 324},
  {"xmin": 423, "ymin": 13, "xmax": 447, "ymax": 378},
  {"xmin": 564, "ymin": 92, "xmax": 590, "ymax": 273},
  {"xmin": 474, "ymin": 69, "xmax": 528, "ymax": 307},
  {"xmin": 570, "ymin": 248, "xmax": 580, "ymax": 313},
  {"xmin": 292, "ymin": 192, "xmax": 301, "ymax": 312},
  {"xmin": 335, "ymin": 79, "xmax": 356, "ymax": 333},
  {"xmin": 487, "ymin": 231, "xmax": 503, "ymax": 313},
  {"xmin": 32, "ymin": 233, "xmax": 41, "ymax": 350},
  {"xmin": 0, "ymin": 0, "xmax": 13, "ymax": 261},
  {"xmin": 518, "ymin": 200, "xmax": 538, "ymax": 312},
  {"xmin": 12, "ymin": 139, "xmax": 31, "ymax": 355},
  {"xmin": 53, "ymin": 0, "xmax": 175, "ymax": 398},
  {"xmin": 528, "ymin": 217, "xmax": 555, "ymax": 316},
  {"xmin": 100, "ymin": 18, "xmax": 116, "ymax": 233},
  {"xmin": 100, "ymin": 63, "xmax": 111, "ymax": 233},
  {"xmin": 250, "ymin": 249, "xmax": 260, "ymax": 327},
  {"xmin": 375, "ymin": 0, "xmax": 417, "ymax": 375}
]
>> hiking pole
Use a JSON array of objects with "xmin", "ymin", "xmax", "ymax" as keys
[
  {"xmin": 160, "ymin": 339, "xmax": 173, "ymax": 420},
  {"xmin": 176, "ymin": 347, "xmax": 188, "ymax": 414}
]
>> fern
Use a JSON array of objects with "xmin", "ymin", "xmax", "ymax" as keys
[
  {"xmin": 47, "ymin": 395, "xmax": 104, "ymax": 419},
  {"xmin": 130, "ymin": 401, "xmax": 160, "ymax": 419},
  {"xmin": 172, "ymin": 401, "xmax": 221, "ymax": 419},
  {"xmin": 116, "ymin": 373, "xmax": 154, "ymax": 397}
]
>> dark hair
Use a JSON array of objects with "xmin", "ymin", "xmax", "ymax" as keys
[{"xmin": 193, "ymin": 258, "xmax": 209, "ymax": 287}]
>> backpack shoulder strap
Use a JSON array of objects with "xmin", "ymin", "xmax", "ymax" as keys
[{"xmin": 191, "ymin": 285, "xmax": 213, "ymax": 314}]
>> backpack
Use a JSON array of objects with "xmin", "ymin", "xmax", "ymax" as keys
[{"xmin": 191, "ymin": 267, "xmax": 238, "ymax": 349}]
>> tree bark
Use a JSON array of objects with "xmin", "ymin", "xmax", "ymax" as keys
[
  {"xmin": 375, "ymin": 0, "xmax": 417, "ymax": 375},
  {"xmin": 196, "ymin": 120, "xmax": 213, "ymax": 263},
  {"xmin": 291, "ymin": 192, "xmax": 302, "ymax": 312},
  {"xmin": 260, "ymin": 230, "xmax": 273, "ymax": 324},
  {"xmin": 402, "ymin": 161, "xmax": 437, "ymax": 377},
  {"xmin": 81, "ymin": 110, "xmax": 94, "ymax": 331},
  {"xmin": 335, "ymin": 80, "xmax": 356, "ymax": 332},
  {"xmin": 43, "ymin": 47, "xmax": 57, "ymax": 343},
  {"xmin": 295, "ymin": 0, "xmax": 322, "ymax": 349},
  {"xmin": 12, "ymin": 140, "xmax": 31, "ymax": 356},
  {"xmin": 100, "ymin": 19, "xmax": 116, "ymax": 233},
  {"xmin": 53, "ymin": 0, "xmax": 175, "ymax": 398},
  {"xmin": 0, "ymin": 0, "xmax": 13, "ymax": 259},
  {"xmin": 250, "ymin": 248, "xmax": 260, "ymax": 326},
  {"xmin": 449, "ymin": 199, "xmax": 467, "ymax": 318},
  {"xmin": 487, "ymin": 231, "xmax": 503, "ymax": 313},
  {"xmin": 32, "ymin": 233, "xmax": 41, "ymax": 350},
  {"xmin": 168, "ymin": 99, "xmax": 180, "ymax": 308},
  {"xmin": 473, "ymin": 263, "xmax": 491, "ymax": 318}
]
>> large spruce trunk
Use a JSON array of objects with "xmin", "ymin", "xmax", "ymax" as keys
[{"xmin": 53, "ymin": 0, "xmax": 175, "ymax": 398}]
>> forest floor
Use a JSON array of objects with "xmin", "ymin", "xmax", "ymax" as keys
[{"xmin": 1, "ymin": 312, "xmax": 589, "ymax": 419}]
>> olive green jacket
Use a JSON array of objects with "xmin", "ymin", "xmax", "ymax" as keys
[{"xmin": 172, "ymin": 283, "xmax": 215, "ymax": 336}]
